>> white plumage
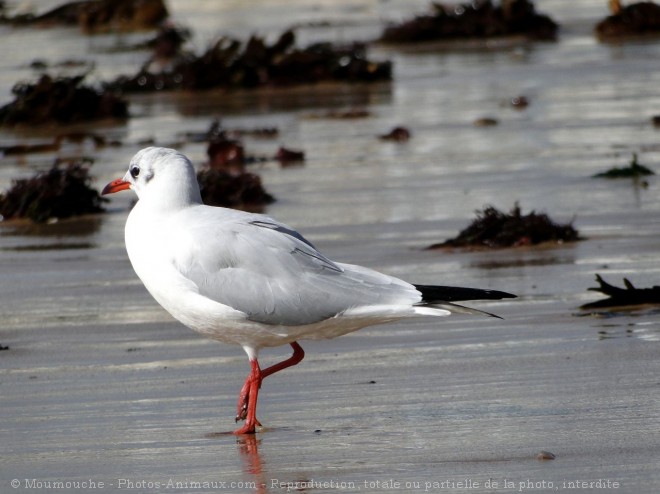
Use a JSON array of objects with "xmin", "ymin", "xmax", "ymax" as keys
[{"xmin": 103, "ymin": 147, "xmax": 514, "ymax": 434}]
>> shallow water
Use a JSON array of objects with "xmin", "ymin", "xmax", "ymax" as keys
[{"xmin": 1, "ymin": 1, "xmax": 660, "ymax": 493}]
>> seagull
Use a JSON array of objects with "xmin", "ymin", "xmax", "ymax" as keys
[{"xmin": 103, "ymin": 147, "xmax": 515, "ymax": 434}]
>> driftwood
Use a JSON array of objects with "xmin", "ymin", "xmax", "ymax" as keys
[
  {"xmin": 593, "ymin": 153, "xmax": 654, "ymax": 178},
  {"xmin": 580, "ymin": 274, "xmax": 660, "ymax": 309}
]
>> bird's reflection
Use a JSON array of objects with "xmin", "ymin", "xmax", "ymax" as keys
[{"xmin": 236, "ymin": 435, "xmax": 266, "ymax": 493}]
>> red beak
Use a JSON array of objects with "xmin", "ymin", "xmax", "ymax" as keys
[{"xmin": 102, "ymin": 178, "xmax": 131, "ymax": 195}]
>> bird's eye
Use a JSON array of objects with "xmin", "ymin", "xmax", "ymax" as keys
[{"xmin": 130, "ymin": 166, "xmax": 140, "ymax": 179}]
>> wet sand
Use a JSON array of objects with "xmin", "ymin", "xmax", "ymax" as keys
[
  {"xmin": 2, "ymin": 1, "xmax": 660, "ymax": 493},
  {"xmin": 3, "ymin": 215, "xmax": 659, "ymax": 493}
]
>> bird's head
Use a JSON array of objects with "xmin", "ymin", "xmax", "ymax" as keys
[{"xmin": 102, "ymin": 147, "xmax": 202, "ymax": 208}]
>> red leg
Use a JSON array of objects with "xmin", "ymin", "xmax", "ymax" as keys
[
  {"xmin": 235, "ymin": 376, "xmax": 258, "ymax": 424},
  {"xmin": 235, "ymin": 369, "xmax": 264, "ymax": 426},
  {"xmin": 261, "ymin": 342, "xmax": 305, "ymax": 379},
  {"xmin": 233, "ymin": 342, "xmax": 305, "ymax": 434},
  {"xmin": 234, "ymin": 360, "xmax": 261, "ymax": 435}
]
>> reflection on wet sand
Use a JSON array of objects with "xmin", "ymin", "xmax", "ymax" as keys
[
  {"xmin": 0, "ymin": 215, "xmax": 102, "ymax": 250},
  {"xmin": 203, "ymin": 432, "xmax": 266, "ymax": 493},
  {"xmin": 0, "ymin": 214, "xmax": 102, "ymax": 237},
  {"xmin": 236, "ymin": 435, "xmax": 267, "ymax": 494}
]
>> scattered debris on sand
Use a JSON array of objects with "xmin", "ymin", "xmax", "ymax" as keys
[
  {"xmin": 199, "ymin": 122, "xmax": 284, "ymax": 209},
  {"xmin": 207, "ymin": 138, "xmax": 247, "ymax": 174},
  {"xmin": 427, "ymin": 203, "xmax": 581, "ymax": 249},
  {"xmin": 305, "ymin": 108, "xmax": 371, "ymax": 120},
  {"xmin": 0, "ymin": 0, "xmax": 169, "ymax": 33},
  {"xmin": 474, "ymin": 117, "xmax": 499, "ymax": 127},
  {"xmin": 596, "ymin": 1, "xmax": 660, "ymax": 40},
  {"xmin": 197, "ymin": 169, "xmax": 275, "ymax": 212},
  {"xmin": 379, "ymin": 126, "xmax": 411, "ymax": 142},
  {"xmin": 508, "ymin": 95, "xmax": 529, "ymax": 109},
  {"xmin": 0, "ymin": 159, "xmax": 106, "ymax": 223},
  {"xmin": 275, "ymin": 147, "xmax": 305, "ymax": 165},
  {"xmin": 580, "ymin": 274, "xmax": 660, "ymax": 309},
  {"xmin": 379, "ymin": 0, "xmax": 558, "ymax": 44},
  {"xmin": 107, "ymin": 29, "xmax": 392, "ymax": 93},
  {"xmin": 182, "ymin": 120, "xmax": 279, "ymax": 144},
  {"xmin": 593, "ymin": 153, "xmax": 654, "ymax": 178},
  {"xmin": 0, "ymin": 74, "xmax": 128, "ymax": 127},
  {"xmin": 198, "ymin": 120, "xmax": 303, "ymax": 171}
]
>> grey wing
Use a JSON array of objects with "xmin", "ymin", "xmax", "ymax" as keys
[{"xmin": 173, "ymin": 211, "xmax": 420, "ymax": 326}]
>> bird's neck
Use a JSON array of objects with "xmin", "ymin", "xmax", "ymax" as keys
[{"xmin": 140, "ymin": 180, "xmax": 203, "ymax": 213}]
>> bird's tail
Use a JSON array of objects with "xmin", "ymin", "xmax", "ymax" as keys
[
  {"xmin": 413, "ymin": 284, "xmax": 516, "ymax": 319},
  {"xmin": 414, "ymin": 284, "xmax": 516, "ymax": 302}
]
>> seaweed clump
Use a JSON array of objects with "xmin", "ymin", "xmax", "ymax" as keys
[
  {"xmin": 0, "ymin": 159, "xmax": 107, "ymax": 223},
  {"xmin": 581, "ymin": 274, "xmax": 660, "ymax": 309},
  {"xmin": 197, "ymin": 169, "xmax": 275, "ymax": 213},
  {"xmin": 0, "ymin": 74, "xmax": 128, "ymax": 127},
  {"xmin": 379, "ymin": 0, "xmax": 558, "ymax": 44},
  {"xmin": 203, "ymin": 121, "xmax": 302, "ymax": 172},
  {"xmin": 593, "ymin": 153, "xmax": 654, "ymax": 178},
  {"xmin": 107, "ymin": 29, "xmax": 391, "ymax": 93},
  {"xmin": 428, "ymin": 203, "xmax": 581, "ymax": 249},
  {"xmin": 0, "ymin": 0, "xmax": 168, "ymax": 33},
  {"xmin": 595, "ymin": 1, "xmax": 660, "ymax": 40}
]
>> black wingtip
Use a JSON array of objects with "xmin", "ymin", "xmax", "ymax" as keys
[{"xmin": 414, "ymin": 284, "xmax": 517, "ymax": 303}]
